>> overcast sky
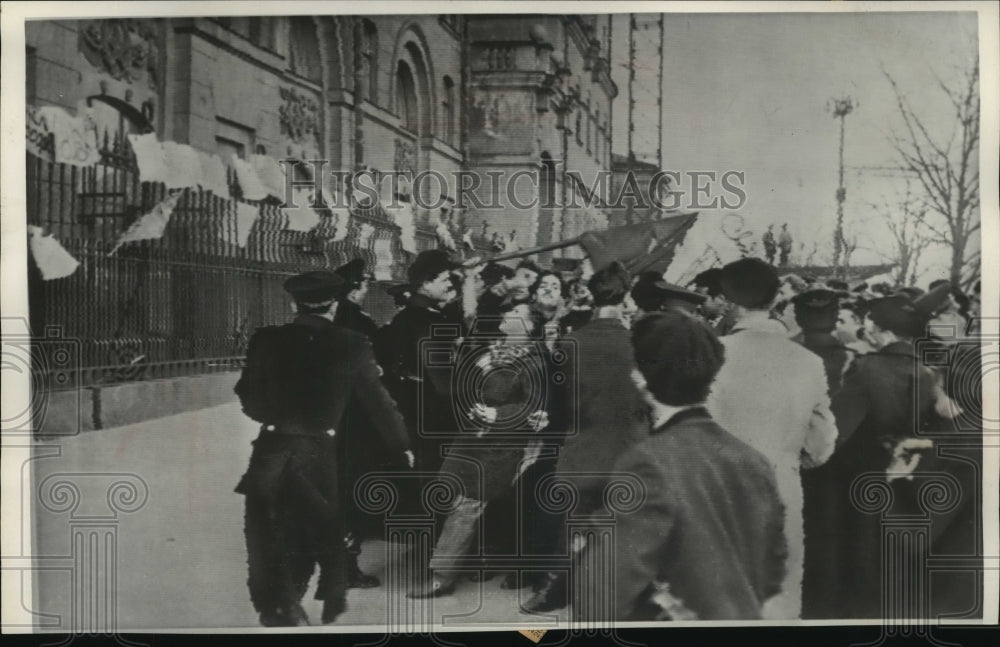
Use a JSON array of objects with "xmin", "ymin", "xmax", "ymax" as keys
[{"xmin": 609, "ymin": 11, "xmax": 980, "ymax": 284}]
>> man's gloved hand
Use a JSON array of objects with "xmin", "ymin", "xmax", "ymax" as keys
[{"xmin": 404, "ymin": 450, "xmax": 415, "ymax": 469}]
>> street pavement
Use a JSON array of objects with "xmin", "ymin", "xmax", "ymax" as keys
[{"xmin": 31, "ymin": 402, "xmax": 572, "ymax": 631}]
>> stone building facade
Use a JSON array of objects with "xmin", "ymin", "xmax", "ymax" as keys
[{"xmin": 26, "ymin": 14, "xmax": 618, "ymax": 254}]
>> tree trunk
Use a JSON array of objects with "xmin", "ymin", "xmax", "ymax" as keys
[{"xmin": 950, "ymin": 235, "xmax": 966, "ymax": 286}]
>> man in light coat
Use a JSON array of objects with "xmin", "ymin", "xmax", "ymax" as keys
[{"xmin": 706, "ymin": 258, "xmax": 837, "ymax": 619}]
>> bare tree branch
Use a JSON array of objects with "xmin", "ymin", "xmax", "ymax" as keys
[{"xmin": 883, "ymin": 54, "xmax": 980, "ymax": 285}]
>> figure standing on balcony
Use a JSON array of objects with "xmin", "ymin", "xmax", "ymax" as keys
[
  {"xmin": 762, "ymin": 225, "xmax": 777, "ymax": 265},
  {"xmin": 778, "ymin": 224, "xmax": 793, "ymax": 267}
]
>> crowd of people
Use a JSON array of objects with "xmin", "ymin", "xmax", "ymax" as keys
[{"xmin": 232, "ymin": 245, "xmax": 983, "ymax": 626}]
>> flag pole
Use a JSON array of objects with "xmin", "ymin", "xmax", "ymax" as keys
[{"xmin": 481, "ymin": 236, "xmax": 583, "ymax": 264}]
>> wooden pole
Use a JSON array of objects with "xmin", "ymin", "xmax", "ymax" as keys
[{"xmin": 477, "ymin": 236, "xmax": 583, "ymax": 264}]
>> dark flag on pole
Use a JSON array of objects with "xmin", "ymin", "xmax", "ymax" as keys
[{"xmin": 578, "ymin": 212, "xmax": 699, "ymax": 273}]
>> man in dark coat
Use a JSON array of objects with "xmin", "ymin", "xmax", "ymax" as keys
[
  {"xmin": 331, "ymin": 259, "xmax": 408, "ymax": 589},
  {"xmin": 524, "ymin": 261, "xmax": 651, "ymax": 612},
  {"xmin": 803, "ymin": 286, "xmax": 959, "ymax": 619},
  {"xmin": 791, "ymin": 288, "xmax": 856, "ymax": 395},
  {"xmin": 574, "ymin": 312, "xmax": 787, "ymax": 621},
  {"xmin": 234, "ymin": 271, "xmax": 410, "ymax": 626},
  {"xmin": 376, "ymin": 250, "xmax": 465, "ymax": 475},
  {"xmin": 795, "ymin": 287, "xmax": 857, "ymax": 615}
]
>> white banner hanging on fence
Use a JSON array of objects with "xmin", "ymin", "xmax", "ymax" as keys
[
  {"xmin": 109, "ymin": 190, "xmax": 184, "ymax": 255},
  {"xmin": 129, "ymin": 133, "xmax": 168, "ymax": 184},
  {"xmin": 162, "ymin": 142, "xmax": 203, "ymax": 190},
  {"xmin": 230, "ymin": 156, "xmax": 268, "ymax": 201},
  {"xmin": 250, "ymin": 154, "xmax": 286, "ymax": 200},
  {"xmin": 357, "ymin": 222, "xmax": 376, "ymax": 249},
  {"xmin": 197, "ymin": 151, "xmax": 231, "ymax": 198},
  {"xmin": 38, "ymin": 105, "xmax": 101, "ymax": 168},
  {"xmin": 27, "ymin": 105, "xmax": 53, "ymax": 161},
  {"xmin": 328, "ymin": 206, "xmax": 350, "ymax": 242},
  {"xmin": 373, "ymin": 237, "xmax": 395, "ymax": 281},
  {"xmin": 234, "ymin": 202, "xmax": 259, "ymax": 248},
  {"xmin": 28, "ymin": 226, "xmax": 80, "ymax": 280},
  {"xmin": 282, "ymin": 187, "xmax": 321, "ymax": 232},
  {"xmin": 391, "ymin": 201, "xmax": 418, "ymax": 254}
]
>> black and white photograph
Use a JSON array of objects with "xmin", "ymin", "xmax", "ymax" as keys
[{"xmin": 1, "ymin": 0, "xmax": 997, "ymax": 637}]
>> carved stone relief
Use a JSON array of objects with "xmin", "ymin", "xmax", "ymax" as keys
[
  {"xmin": 79, "ymin": 19, "xmax": 160, "ymax": 91},
  {"xmin": 278, "ymin": 86, "xmax": 319, "ymax": 144}
]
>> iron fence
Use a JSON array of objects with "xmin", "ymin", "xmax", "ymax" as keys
[{"xmin": 25, "ymin": 137, "xmax": 459, "ymax": 390}]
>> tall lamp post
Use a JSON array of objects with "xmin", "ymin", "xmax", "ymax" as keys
[{"xmin": 829, "ymin": 96, "xmax": 856, "ymax": 276}]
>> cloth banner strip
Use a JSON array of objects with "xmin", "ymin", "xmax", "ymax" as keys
[
  {"xmin": 108, "ymin": 190, "xmax": 185, "ymax": 256},
  {"xmin": 37, "ymin": 105, "xmax": 101, "ymax": 167},
  {"xmin": 27, "ymin": 226, "xmax": 80, "ymax": 280}
]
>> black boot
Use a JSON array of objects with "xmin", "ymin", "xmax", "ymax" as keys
[
  {"xmin": 261, "ymin": 603, "xmax": 310, "ymax": 627},
  {"xmin": 258, "ymin": 608, "xmax": 285, "ymax": 627},
  {"xmin": 321, "ymin": 597, "xmax": 348, "ymax": 624},
  {"xmin": 522, "ymin": 572, "xmax": 567, "ymax": 613},
  {"xmin": 345, "ymin": 533, "xmax": 380, "ymax": 589}
]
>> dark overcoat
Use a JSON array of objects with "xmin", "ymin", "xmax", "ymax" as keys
[
  {"xmin": 332, "ymin": 299, "xmax": 407, "ymax": 538},
  {"xmin": 438, "ymin": 344, "xmax": 546, "ymax": 502},
  {"xmin": 233, "ymin": 314, "xmax": 408, "ymax": 611},
  {"xmin": 554, "ymin": 316, "xmax": 650, "ymax": 514},
  {"xmin": 375, "ymin": 294, "xmax": 466, "ymax": 473},
  {"xmin": 794, "ymin": 331, "xmax": 856, "ymax": 396},
  {"xmin": 802, "ymin": 340, "xmax": 942, "ymax": 619}
]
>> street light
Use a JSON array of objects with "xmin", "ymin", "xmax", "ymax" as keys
[{"xmin": 828, "ymin": 96, "xmax": 857, "ymax": 276}]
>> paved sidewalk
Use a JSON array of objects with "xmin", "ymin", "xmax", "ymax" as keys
[{"xmin": 31, "ymin": 402, "xmax": 570, "ymax": 631}]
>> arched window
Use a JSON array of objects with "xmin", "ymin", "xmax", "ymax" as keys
[
  {"xmin": 394, "ymin": 39, "xmax": 433, "ymax": 137},
  {"xmin": 361, "ymin": 20, "xmax": 378, "ymax": 103},
  {"xmin": 290, "ymin": 17, "xmax": 322, "ymax": 83},
  {"xmin": 442, "ymin": 76, "xmax": 456, "ymax": 146},
  {"xmin": 396, "ymin": 60, "xmax": 418, "ymax": 133}
]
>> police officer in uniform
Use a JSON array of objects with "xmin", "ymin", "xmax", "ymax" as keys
[
  {"xmin": 632, "ymin": 273, "xmax": 707, "ymax": 320},
  {"xmin": 803, "ymin": 285, "xmax": 956, "ymax": 618},
  {"xmin": 234, "ymin": 270, "xmax": 410, "ymax": 626},
  {"xmin": 377, "ymin": 250, "xmax": 465, "ymax": 475},
  {"xmin": 333, "ymin": 259, "xmax": 379, "ymax": 339},
  {"xmin": 791, "ymin": 288, "xmax": 855, "ymax": 396},
  {"xmin": 331, "ymin": 258, "xmax": 409, "ymax": 589}
]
